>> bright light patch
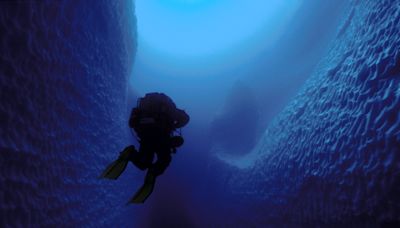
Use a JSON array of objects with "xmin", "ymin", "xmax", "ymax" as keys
[
  {"xmin": 131, "ymin": 0, "xmax": 303, "ymax": 111},
  {"xmin": 131, "ymin": 0, "xmax": 305, "ymax": 129},
  {"xmin": 136, "ymin": 0, "xmax": 302, "ymax": 58}
]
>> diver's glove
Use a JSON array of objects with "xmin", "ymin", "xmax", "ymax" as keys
[
  {"xmin": 170, "ymin": 136, "xmax": 184, "ymax": 154},
  {"xmin": 99, "ymin": 145, "xmax": 136, "ymax": 180}
]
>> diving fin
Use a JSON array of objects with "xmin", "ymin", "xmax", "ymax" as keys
[
  {"xmin": 99, "ymin": 146, "xmax": 135, "ymax": 180},
  {"xmin": 128, "ymin": 170, "xmax": 157, "ymax": 204},
  {"xmin": 99, "ymin": 158, "xmax": 128, "ymax": 180}
]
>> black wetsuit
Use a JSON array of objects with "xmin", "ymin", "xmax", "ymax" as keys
[
  {"xmin": 129, "ymin": 121, "xmax": 173, "ymax": 176},
  {"xmin": 127, "ymin": 93, "xmax": 189, "ymax": 176}
]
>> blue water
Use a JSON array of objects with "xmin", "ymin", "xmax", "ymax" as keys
[{"xmin": 1, "ymin": 0, "xmax": 399, "ymax": 227}]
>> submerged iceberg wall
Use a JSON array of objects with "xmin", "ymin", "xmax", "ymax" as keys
[
  {"xmin": 0, "ymin": 1, "xmax": 136, "ymax": 226},
  {"xmin": 209, "ymin": 0, "xmax": 400, "ymax": 226}
]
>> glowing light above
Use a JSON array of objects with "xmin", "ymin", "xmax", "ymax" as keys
[{"xmin": 135, "ymin": 0, "xmax": 302, "ymax": 59}]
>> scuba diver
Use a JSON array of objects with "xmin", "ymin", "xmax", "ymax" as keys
[{"xmin": 100, "ymin": 92, "xmax": 190, "ymax": 203}]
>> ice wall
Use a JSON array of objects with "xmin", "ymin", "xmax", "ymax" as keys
[
  {"xmin": 209, "ymin": 0, "xmax": 400, "ymax": 226},
  {"xmin": 0, "ymin": 1, "xmax": 136, "ymax": 226}
]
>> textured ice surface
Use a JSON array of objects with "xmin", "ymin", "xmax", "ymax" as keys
[
  {"xmin": 208, "ymin": 0, "xmax": 400, "ymax": 226},
  {"xmin": 0, "ymin": 1, "xmax": 136, "ymax": 226}
]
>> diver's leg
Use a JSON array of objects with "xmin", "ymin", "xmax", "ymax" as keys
[
  {"xmin": 151, "ymin": 150, "xmax": 172, "ymax": 176},
  {"xmin": 129, "ymin": 143, "xmax": 154, "ymax": 170},
  {"xmin": 119, "ymin": 145, "xmax": 137, "ymax": 160}
]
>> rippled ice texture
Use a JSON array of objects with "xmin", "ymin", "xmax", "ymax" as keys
[
  {"xmin": 207, "ymin": 0, "xmax": 400, "ymax": 226},
  {"xmin": 1, "ymin": 0, "xmax": 400, "ymax": 227},
  {"xmin": 0, "ymin": 1, "xmax": 136, "ymax": 226}
]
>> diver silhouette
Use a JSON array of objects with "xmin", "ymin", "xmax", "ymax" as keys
[{"xmin": 100, "ymin": 92, "xmax": 189, "ymax": 203}]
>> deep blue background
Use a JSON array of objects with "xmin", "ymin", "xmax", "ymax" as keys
[{"xmin": 1, "ymin": 0, "xmax": 400, "ymax": 227}]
